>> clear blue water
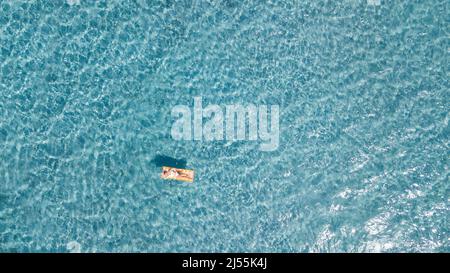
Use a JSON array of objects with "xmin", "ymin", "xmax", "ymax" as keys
[{"xmin": 0, "ymin": 0, "xmax": 448, "ymax": 252}]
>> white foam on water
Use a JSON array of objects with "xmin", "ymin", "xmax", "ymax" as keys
[
  {"xmin": 365, "ymin": 213, "xmax": 390, "ymax": 235},
  {"xmin": 366, "ymin": 241, "xmax": 394, "ymax": 252},
  {"xmin": 67, "ymin": 241, "xmax": 81, "ymax": 253}
]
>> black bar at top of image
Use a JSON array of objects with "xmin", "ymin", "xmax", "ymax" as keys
[{"xmin": 0, "ymin": 253, "xmax": 446, "ymax": 272}]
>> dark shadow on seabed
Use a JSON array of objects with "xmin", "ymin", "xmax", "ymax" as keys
[{"xmin": 151, "ymin": 155, "xmax": 187, "ymax": 169}]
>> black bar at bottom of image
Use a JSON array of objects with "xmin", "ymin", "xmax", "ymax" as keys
[{"xmin": 0, "ymin": 253, "xmax": 444, "ymax": 272}]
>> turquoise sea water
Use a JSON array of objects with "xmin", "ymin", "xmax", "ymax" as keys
[{"xmin": 0, "ymin": 0, "xmax": 448, "ymax": 252}]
